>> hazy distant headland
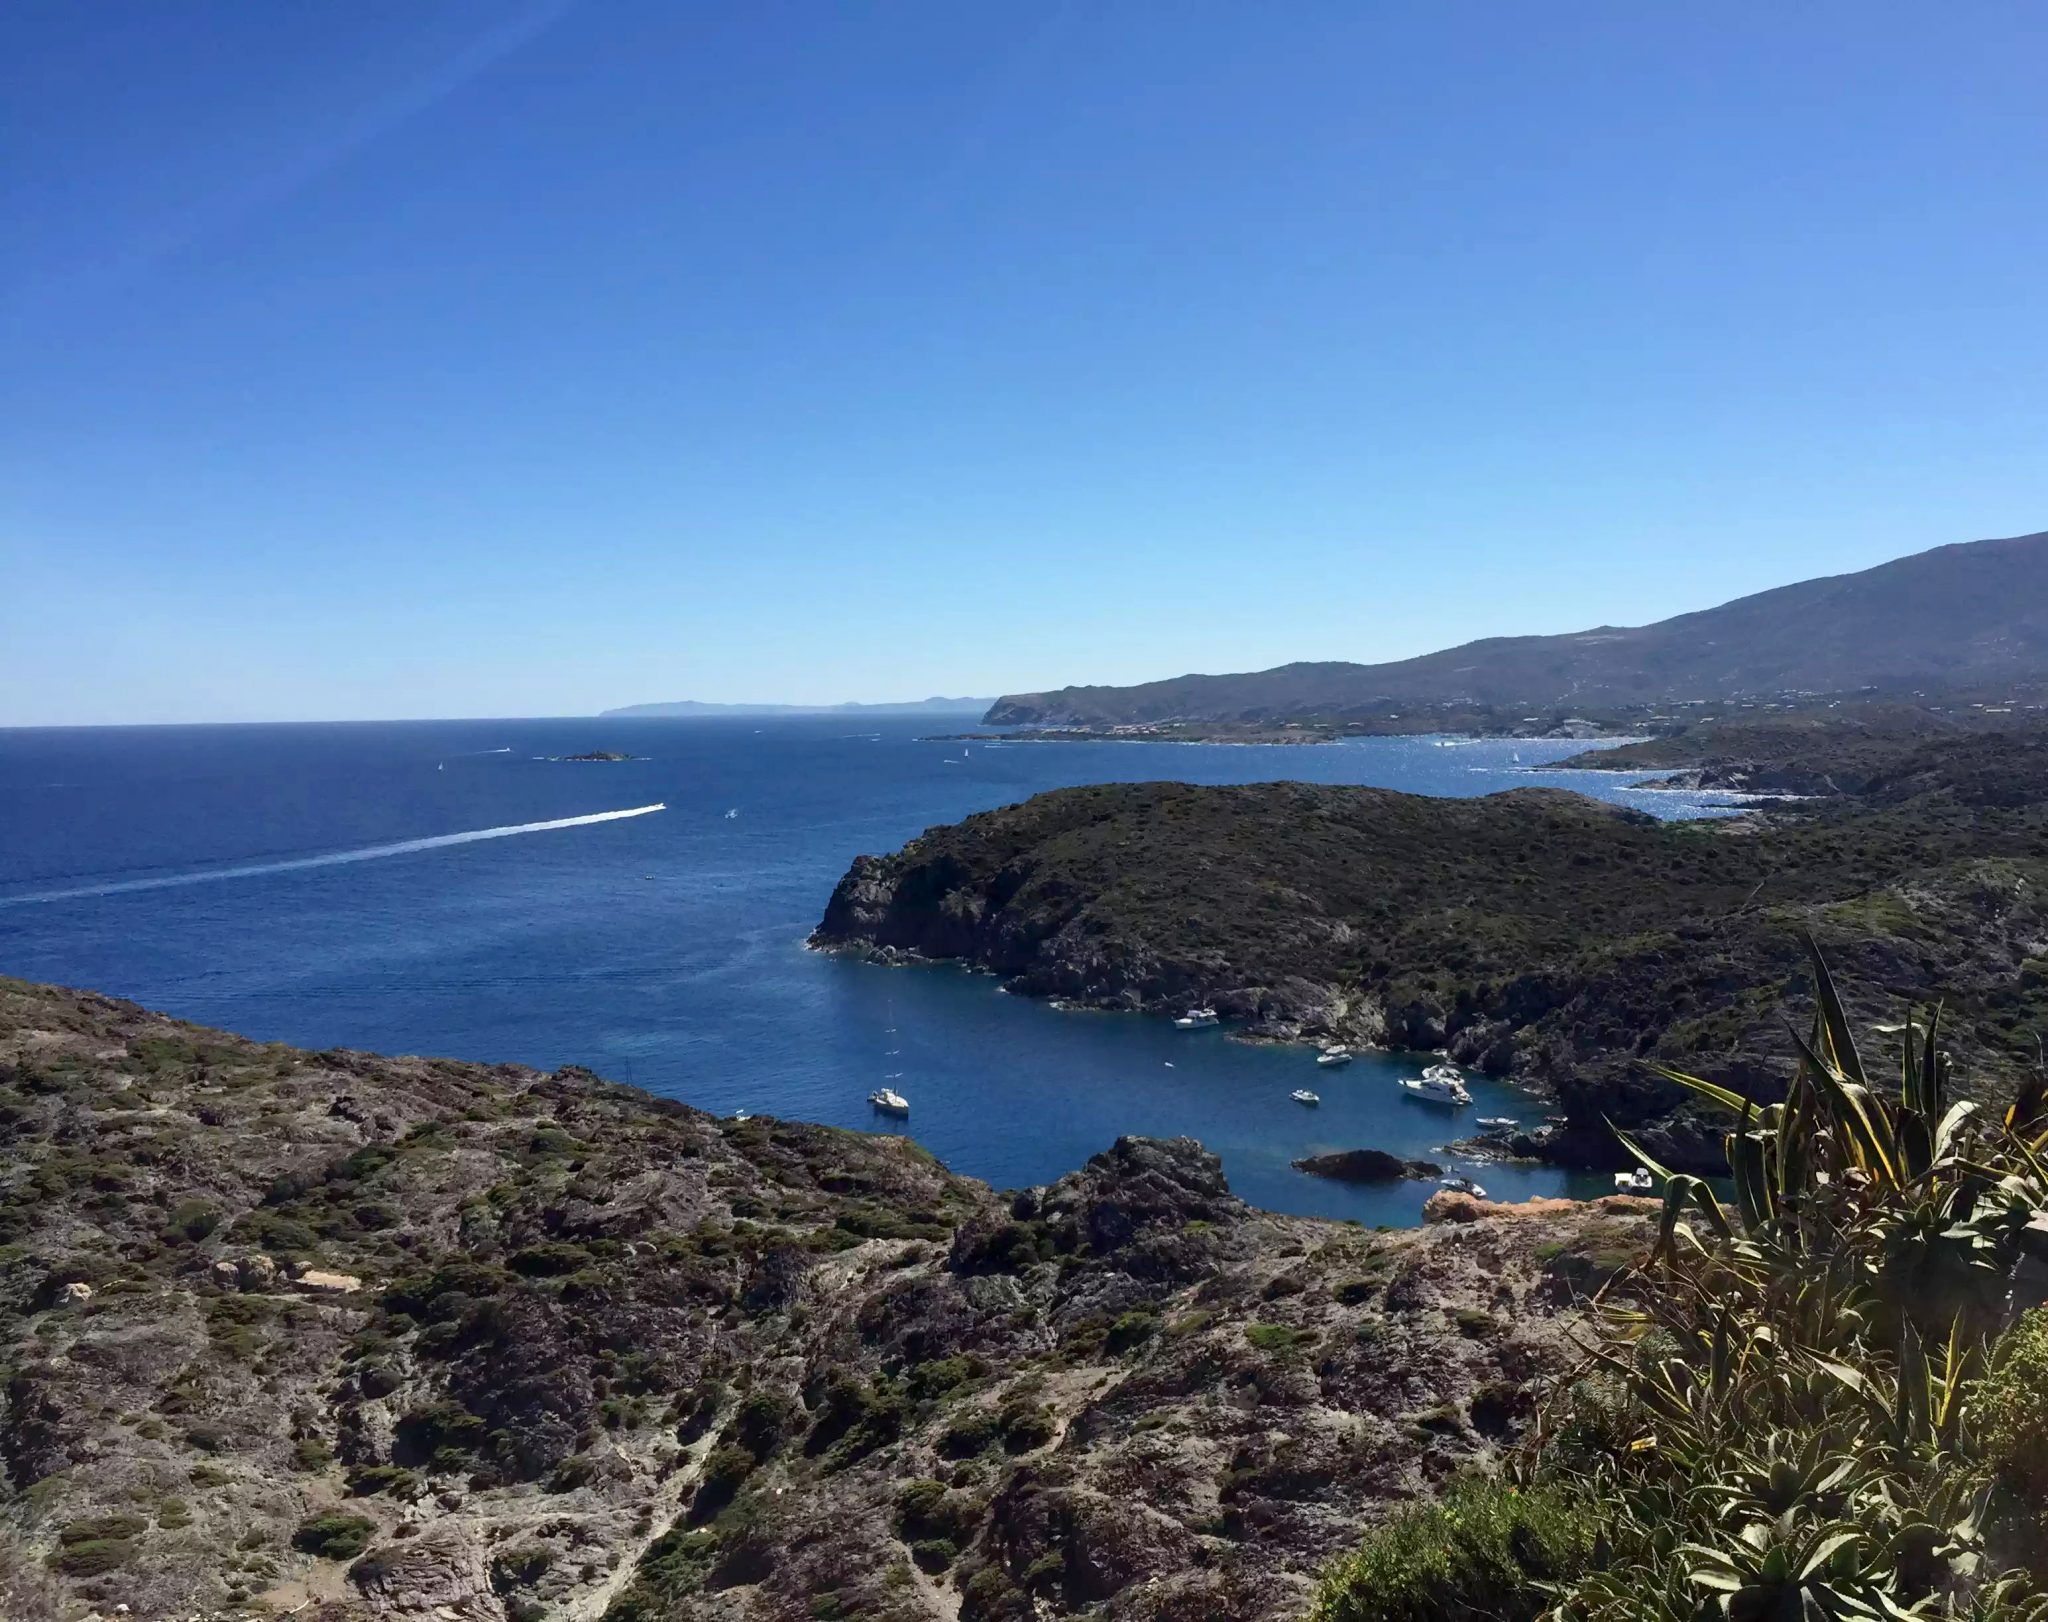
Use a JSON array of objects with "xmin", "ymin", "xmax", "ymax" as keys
[{"xmin": 599, "ymin": 696, "xmax": 992, "ymax": 718}]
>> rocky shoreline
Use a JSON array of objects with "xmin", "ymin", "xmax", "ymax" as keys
[
  {"xmin": 0, "ymin": 977, "xmax": 1648, "ymax": 1622},
  {"xmin": 813, "ymin": 744, "xmax": 2048, "ymax": 1176}
]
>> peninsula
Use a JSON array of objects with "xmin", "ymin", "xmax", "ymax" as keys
[{"xmin": 813, "ymin": 725, "xmax": 2048, "ymax": 1173}]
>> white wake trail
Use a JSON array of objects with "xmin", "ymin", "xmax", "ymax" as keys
[{"xmin": 0, "ymin": 804, "xmax": 667, "ymax": 907}]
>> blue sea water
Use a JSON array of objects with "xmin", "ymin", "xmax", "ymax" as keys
[{"xmin": 0, "ymin": 719, "xmax": 1736, "ymax": 1222}]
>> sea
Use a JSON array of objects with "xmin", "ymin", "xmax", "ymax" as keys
[{"xmin": 0, "ymin": 718, "xmax": 1745, "ymax": 1224}]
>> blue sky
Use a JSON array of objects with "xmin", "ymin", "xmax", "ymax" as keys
[{"xmin": 4, "ymin": 2, "xmax": 2044, "ymax": 724}]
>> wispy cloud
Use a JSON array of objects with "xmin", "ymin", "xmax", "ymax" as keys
[{"xmin": 19, "ymin": 0, "xmax": 574, "ymax": 325}]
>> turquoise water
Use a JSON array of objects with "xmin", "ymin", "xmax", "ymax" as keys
[{"xmin": 0, "ymin": 719, "xmax": 1734, "ymax": 1221}]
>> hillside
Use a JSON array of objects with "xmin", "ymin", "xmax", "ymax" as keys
[
  {"xmin": 0, "ymin": 979, "xmax": 1642, "ymax": 1622},
  {"xmin": 986, "ymin": 528, "xmax": 2048, "ymax": 725},
  {"xmin": 814, "ymin": 733, "xmax": 2048, "ymax": 1171}
]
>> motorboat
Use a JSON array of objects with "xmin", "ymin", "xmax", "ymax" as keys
[
  {"xmin": 1477, "ymin": 1116, "xmax": 1518, "ymax": 1130},
  {"xmin": 1398, "ymin": 1069, "xmax": 1473, "ymax": 1106},
  {"xmin": 1614, "ymin": 1168, "xmax": 1654, "ymax": 1194},
  {"xmin": 1290, "ymin": 1088, "xmax": 1320, "ymax": 1106},
  {"xmin": 868, "ymin": 1088, "xmax": 909, "ymax": 1115},
  {"xmin": 1315, "ymin": 1046, "xmax": 1353, "ymax": 1068},
  {"xmin": 1440, "ymin": 1175, "xmax": 1488, "ymax": 1198},
  {"xmin": 1173, "ymin": 1008, "xmax": 1219, "ymax": 1029}
]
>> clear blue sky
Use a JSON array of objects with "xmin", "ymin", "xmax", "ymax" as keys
[{"xmin": 4, "ymin": 2, "xmax": 2044, "ymax": 724}]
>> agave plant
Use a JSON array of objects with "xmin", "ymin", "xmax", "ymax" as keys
[
  {"xmin": 1313, "ymin": 939, "xmax": 2048, "ymax": 1622},
  {"xmin": 1529, "ymin": 939, "xmax": 2048, "ymax": 1621},
  {"xmin": 1616, "ymin": 936, "xmax": 2042, "ymax": 1336}
]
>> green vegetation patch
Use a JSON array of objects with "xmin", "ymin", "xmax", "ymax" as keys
[{"xmin": 293, "ymin": 1512, "xmax": 378, "ymax": 1560}]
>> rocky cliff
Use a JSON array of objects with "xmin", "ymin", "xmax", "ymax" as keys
[{"xmin": 0, "ymin": 979, "xmax": 1646, "ymax": 1622}]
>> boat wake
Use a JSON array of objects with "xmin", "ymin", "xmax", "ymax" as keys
[{"xmin": 0, "ymin": 805, "xmax": 668, "ymax": 907}]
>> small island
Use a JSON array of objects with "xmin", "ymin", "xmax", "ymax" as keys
[
  {"xmin": 552, "ymin": 750, "xmax": 638, "ymax": 762},
  {"xmin": 1292, "ymin": 1148, "xmax": 1443, "ymax": 1183}
]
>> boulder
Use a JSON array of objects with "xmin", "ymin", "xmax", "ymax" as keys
[{"xmin": 291, "ymin": 1269, "xmax": 363, "ymax": 1295}]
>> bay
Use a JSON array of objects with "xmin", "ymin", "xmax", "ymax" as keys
[{"xmin": 0, "ymin": 717, "xmax": 1739, "ymax": 1221}]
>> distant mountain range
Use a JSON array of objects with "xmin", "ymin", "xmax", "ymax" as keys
[
  {"xmin": 600, "ymin": 696, "xmax": 992, "ymax": 718},
  {"xmin": 986, "ymin": 529, "xmax": 2048, "ymax": 726}
]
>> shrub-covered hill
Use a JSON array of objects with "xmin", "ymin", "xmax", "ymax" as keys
[
  {"xmin": 0, "ymin": 977, "xmax": 1646, "ymax": 1622},
  {"xmin": 813, "ymin": 749, "xmax": 2048, "ymax": 1172},
  {"xmin": 1559, "ymin": 710, "xmax": 2048, "ymax": 799}
]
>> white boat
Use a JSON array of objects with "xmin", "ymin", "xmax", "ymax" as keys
[
  {"xmin": 1477, "ymin": 1116, "xmax": 1517, "ymax": 1129},
  {"xmin": 1290, "ymin": 1088, "xmax": 1320, "ymax": 1106},
  {"xmin": 1398, "ymin": 1070, "xmax": 1473, "ymax": 1106},
  {"xmin": 1440, "ymin": 1175, "xmax": 1488, "ymax": 1197},
  {"xmin": 868, "ymin": 1088, "xmax": 909, "ymax": 1115},
  {"xmin": 725, "ymin": 808, "xmax": 738, "ymax": 819},
  {"xmin": 1614, "ymin": 1168, "xmax": 1654, "ymax": 1194},
  {"xmin": 1315, "ymin": 1047, "xmax": 1353, "ymax": 1068},
  {"xmin": 1172, "ymin": 1008, "xmax": 1219, "ymax": 1029}
]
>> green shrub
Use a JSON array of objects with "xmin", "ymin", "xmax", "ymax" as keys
[
  {"xmin": 165, "ymin": 1199, "xmax": 221, "ymax": 1243},
  {"xmin": 60, "ymin": 1514, "xmax": 147, "ymax": 1544},
  {"xmin": 996, "ymin": 1396, "xmax": 1054, "ymax": 1454},
  {"xmin": 1307, "ymin": 1479, "xmax": 1598, "ymax": 1622},
  {"xmin": 938, "ymin": 1411, "xmax": 1000, "ymax": 1459},
  {"xmin": 896, "ymin": 1477, "xmax": 981, "ymax": 1549},
  {"xmin": 48, "ymin": 1538, "xmax": 132, "ymax": 1576},
  {"xmin": 293, "ymin": 1512, "xmax": 377, "ymax": 1560},
  {"xmin": 346, "ymin": 1463, "xmax": 422, "ymax": 1498},
  {"xmin": 906, "ymin": 1355, "xmax": 982, "ymax": 1401},
  {"xmin": 1976, "ymin": 1307, "xmax": 2048, "ymax": 1506},
  {"xmin": 1245, "ymin": 1322, "xmax": 1317, "ymax": 1354},
  {"xmin": 733, "ymin": 1388, "xmax": 798, "ymax": 1459},
  {"xmin": 690, "ymin": 1446, "xmax": 753, "ymax": 1522},
  {"xmin": 508, "ymin": 1240, "xmax": 594, "ymax": 1277},
  {"xmin": 1105, "ymin": 1310, "xmax": 1159, "ymax": 1352}
]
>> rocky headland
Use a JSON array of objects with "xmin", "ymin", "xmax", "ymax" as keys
[
  {"xmin": 0, "ymin": 978, "xmax": 1648, "ymax": 1622},
  {"xmin": 813, "ymin": 730, "xmax": 2048, "ymax": 1174}
]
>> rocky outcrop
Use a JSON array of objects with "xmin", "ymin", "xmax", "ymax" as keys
[
  {"xmin": 0, "ymin": 978, "xmax": 1647, "ymax": 1622},
  {"xmin": 1291, "ymin": 1150, "xmax": 1442, "ymax": 1183}
]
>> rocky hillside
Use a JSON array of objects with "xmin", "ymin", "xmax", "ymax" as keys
[
  {"xmin": 986, "ymin": 528, "xmax": 2048, "ymax": 725},
  {"xmin": 0, "ymin": 979, "xmax": 1647, "ymax": 1622},
  {"xmin": 814, "ymin": 740, "xmax": 2048, "ymax": 1171}
]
